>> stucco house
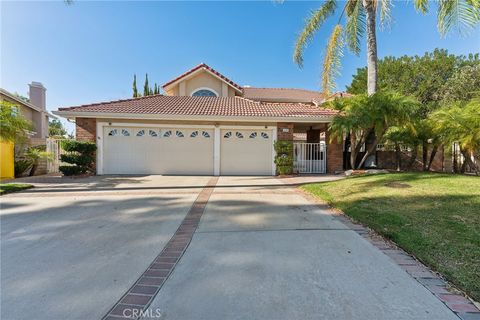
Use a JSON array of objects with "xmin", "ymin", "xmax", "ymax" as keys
[
  {"xmin": 0, "ymin": 82, "xmax": 52, "ymax": 139},
  {"xmin": 54, "ymin": 63, "xmax": 346, "ymax": 176}
]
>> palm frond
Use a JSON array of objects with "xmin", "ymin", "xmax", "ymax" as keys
[
  {"xmin": 414, "ymin": 0, "xmax": 430, "ymax": 13},
  {"xmin": 437, "ymin": 0, "xmax": 480, "ymax": 36},
  {"xmin": 379, "ymin": 0, "xmax": 393, "ymax": 28},
  {"xmin": 322, "ymin": 24, "xmax": 344, "ymax": 94},
  {"xmin": 293, "ymin": 0, "xmax": 337, "ymax": 68},
  {"xmin": 345, "ymin": 0, "xmax": 366, "ymax": 55}
]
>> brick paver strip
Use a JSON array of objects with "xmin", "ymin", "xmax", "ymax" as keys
[{"xmin": 102, "ymin": 177, "xmax": 218, "ymax": 320}]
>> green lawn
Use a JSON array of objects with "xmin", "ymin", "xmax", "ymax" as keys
[
  {"xmin": 0, "ymin": 183, "xmax": 33, "ymax": 195},
  {"xmin": 302, "ymin": 173, "xmax": 480, "ymax": 301}
]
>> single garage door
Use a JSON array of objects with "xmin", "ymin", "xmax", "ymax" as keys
[
  {"xmin": 220, "ymin": 129, "xmax": 273, "ymax": 175},
  {"xmin": 103, "ymin": 127, "xmax": 214, "ymax": 175}
]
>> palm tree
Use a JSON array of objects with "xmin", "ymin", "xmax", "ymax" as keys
[
  {"xmin": 294, "ymin": 0, "xmax": 480, "ymax": 95},
  {"xmin": 430, "ymin": 98, "xmax": 480, "ymax": 174},
  {"xmin": 328, "ymin": 91, "xmax": 419, "ymax": 169}
]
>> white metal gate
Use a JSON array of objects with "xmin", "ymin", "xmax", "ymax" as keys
[
  {"xmin": 293, "ymin": 142, "xmax": 326, "ymax": 173},
  {"xmin": 46, "ymin": 139, "xmax": 69, "ymax": 173}
]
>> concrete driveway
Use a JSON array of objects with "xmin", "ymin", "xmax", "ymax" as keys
[
  {"xmin": 1, "ymin": 175, "xmax": 459, "ymax": 320},
  {"xmin": 0, "ymin": 175, "xmax": 210, "ymax": 320}
]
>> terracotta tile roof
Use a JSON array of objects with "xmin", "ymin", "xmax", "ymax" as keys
[
  {"xmin": 243, "ymin": 87, "xmax": 326, "ymax": 103},
  {"xmin": 57, "ymin": 95, "xmax": 337, "ymax": 119},
  {"xmin": 162, "ymin": 63, "xmax": 243, "ymax": 92}
]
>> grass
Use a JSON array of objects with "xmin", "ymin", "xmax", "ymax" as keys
[
  {"xmin": 302, "ymin": 173, "xmax": 480, "ymax": 301},
  {"xmin": 0, "ymin": 183, "xmax": 33, "ymax": 195}
]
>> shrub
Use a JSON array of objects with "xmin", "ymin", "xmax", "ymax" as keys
[
  {"xmin": 14, "ymin": 160, "xmax": 32, "ymax": 177},
  {"xmin": 274, "ymin": 141, "xmax": 294, "ymax": 175},
  {"xmin": 59, "ymin": 140, "xmax": 97, "ymax": 176},
  {"xmin": 59, "ymin": 165, "xmax": 86, "ymax": 176}
]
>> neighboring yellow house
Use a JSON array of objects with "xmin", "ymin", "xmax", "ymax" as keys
[{"xmin": 1, "ymin": 141, "xmax": 14, "ymax": 180}]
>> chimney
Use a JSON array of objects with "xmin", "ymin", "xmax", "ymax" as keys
[{"xmin": 28, "ymin": 82, "xmax": 46, "ymax": 110}]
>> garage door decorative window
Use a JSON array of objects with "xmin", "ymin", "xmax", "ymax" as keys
[
  {"xmin": 176, "ymin": 130, "xmax": 184, "ymax": 138},
  {"xmin": 108, "ymin": 129, "xmax": 118, "ymax": 136},
  {"xmin": 224, "ymin": 131, "xmax": 232, "ymax": 138},
  {"xmin": 202, "ymin": 131, "xmax": 210, "ymax": 138},
  {"xmin": 190, "ymin": 131, "xmax": 198, "ymax": 138},
  {"xmin": 163, "ymin": 130, "xmax": 172, "ymax": 137},
  {"xmin": 148, "ymin": 130, "xmax": 158, "ymax": 137},
  {"xmin": 249, "ymin": 132, "xmax": 257, "ymax": 139},
  {"xmin": 136, "ymin": 129, "xmax": 145, "ymax": 137},
  {"xmin": 121, "ymin": 129, "xmax": 130, "ymax": 136},
  {"xmin": 236, "ymin": 132, "xmax": 244, "ymax": 138},
  {"xmin": 261, "ymin": 132, "xmax": 269, "ymax": 139}
]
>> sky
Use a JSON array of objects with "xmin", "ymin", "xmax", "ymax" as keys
[{"xmin": 1, "ymin": 1, "xmax": 479, "ymax": 134}]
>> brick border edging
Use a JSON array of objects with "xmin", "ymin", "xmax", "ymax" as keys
[
  {"xmin": 102, "ymin": 177, "xmax": 218, "ymax": 320},
  {"xmin": 295, "ymin": 186, "xmax": 480, "ymax": 320}
]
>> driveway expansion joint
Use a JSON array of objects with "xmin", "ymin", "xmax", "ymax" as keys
[{"xmin": 102, "ymin": 177, "xmax": 218, "ymax": 320}]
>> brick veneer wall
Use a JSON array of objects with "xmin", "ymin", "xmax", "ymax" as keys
[
  {"xmin": 277, "ymin": 123, "xmax": 294, "ymax": 141},
  {"xmin": 76, "ymin": 118, "xmax": 96, "ymax": 142},
  {"xmin": 325, "ymin": 130, "xmax": 344, "ymax": 173}
]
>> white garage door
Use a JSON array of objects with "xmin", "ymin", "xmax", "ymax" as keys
[
  {"xmin": 103, "ymin": 127, "xmax": 214, "ymax": 175},
  {"xmin": 220, "ymin": 129, "xmax": 273, "ymax": 175}
]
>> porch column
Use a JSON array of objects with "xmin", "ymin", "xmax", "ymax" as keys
[{"xmin": 325, "ymin": 128, "xmax": 343, "ymax": 174}]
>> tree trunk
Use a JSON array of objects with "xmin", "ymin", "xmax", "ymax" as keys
[
  {"xmin": 358, "ymin": 129, "xmax": 385, "ymax": 168},
  {"xmin": 395, "ymin": 143, "xmax": 401, "ymax": 171},
  {"xmin": 363, "ymin": 0, "xmax": 378, "ymax": 95},
  {"xmin": 407, "ymin": 144, "xmax": 418, "ymax": 170},
  {"xmin": 422, "ymin": 140, "xmax": 428, "ymax": 171},
  {"xmin": 427, "ymin": 144, "xmax": 439, "ymax": 171}
]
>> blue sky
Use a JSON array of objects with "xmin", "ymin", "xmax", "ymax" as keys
[{"xmin": 1, "ymin": 1, "xmax": 479, "ymax": 133}]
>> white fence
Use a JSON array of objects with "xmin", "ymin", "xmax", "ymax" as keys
[
  {"xmin": 46, "ymin": 139, "xmax": 70, "ymax": 173},
  {"xmin": 293, "ymin": 142, "xmax": 326, "ymax": 174}
]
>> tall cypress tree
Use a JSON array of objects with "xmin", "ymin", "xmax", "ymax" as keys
[
  {"xmin": 143, "ymin": 73, "xmax": 149, "ymax": 96},
  {"xmin": 132, "ymin": 74, "xmax": 138, "ymax": 97},
  {"xmin": 154, "ymin": 83, "xmax": 158, "ymax": 95}
]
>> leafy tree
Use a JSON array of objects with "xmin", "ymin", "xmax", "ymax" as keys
[
  {"xmin": 0, "ymin": 101, "xmax": 32, "ymax": 142},
  {"xmin": 430, "ymin": 99, "xmax": 480, "ymax": 174},
  {"xmin": 49, "ymin": 119, "xmax": 67, "ymax": 137},
  {"xmin": 133, "ymin": 74, "xmax": 139, "ymax": 98},
  {"xmin": 328, "ymin": 91, "xmax": 419, "ymax": 169},
  {"xmin": 294, "ymin": 1, "xmax": 479, "ymax": 95},
  {"xmin": 347, "ymin": 50, "xmax": 480, "ymax": 170},
  {"xmin": 143, "ymin": 73, "xmax": 150, "ymax": 96},
  {"xmin": 440, "ymin": 64, "xmax": 480, "ymax": 103}
]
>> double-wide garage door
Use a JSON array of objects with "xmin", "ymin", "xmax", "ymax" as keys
[{"xmin": 102, "ymin": 126, "xmax": 273, "ymax": 175}]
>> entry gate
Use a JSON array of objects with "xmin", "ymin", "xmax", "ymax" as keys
[{"xmin": 293, "ymin": 142, "xmax": 326, "ymax": 173}]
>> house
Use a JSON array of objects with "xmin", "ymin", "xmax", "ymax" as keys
[
  {"xmin": 54, "ymin": 63, "xmax": 345, "ymax": 176},
  {"xmin": 1, "ymin": 82, "xmax": 55, "ymax": 179},
  {"xmin": 0, "ymin": 82, "xmax": 53, "ymax": 140}
]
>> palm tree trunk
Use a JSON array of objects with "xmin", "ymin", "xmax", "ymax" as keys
[
  {"xmin": 407, "ymin": 144, "xmax": 418, "ymax": 170},
  {"xmin": 427, "ymin": 144, "xmax": 439, "ymax": 171},
  {"xmin": 363, "ymin": 0, "xmax": 378, "ymax": 95},
  {"xmin": 395, "ymin": 143, "xmax": 401, "ymax": 171},
  {"xmin": 422, "ymin": 140, "xmax": 428, "ymax": 171}
]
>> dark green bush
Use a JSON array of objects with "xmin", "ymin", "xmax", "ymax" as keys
[
  {"xmin": 274, "ymin": 141, "xmax": 294, "ymax": 175},
  {"xmin": 59, "ymin": 140, "xmax": 96, "ymax": 176},
  {"xmin": 61, "ymin": 140, "xmax": 97, "ymax": 154},
  {"xmin": 60, "ymin": 154, "xmax": 94, "ymax": 167},
  {"xmin": 14, "ymin": 160, "xmax": 33, "ymax": 177},
  {"xmin": 59, "ymin": 165, "xmax": 86, "ymax": 176}
]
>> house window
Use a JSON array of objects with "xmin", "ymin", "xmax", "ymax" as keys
[
  {"xmin": 176, "ymin": 130, "xmax": 184, "ymax": 138},
  {"xmin": 108, "ymin": 129, "xmax": 118, "ymax": 136},
  {"xmin": 249, "ymin": 132, "xmax": 257, "ymax": 139},
  {"xmin": 163, "ymin": 130, "xmax": 172, "ymax": 137},
  {"xmin": 136, "ymin": 129, "xmax": 145, "ymax": 137},
  {"xmin": 261, "ymin": 132, "xmax": 269, "ymax": 139},
  {"xmin": 121, "ymin": 129, "xmax": 130, "ymax": 136},
  {"xmin": 223, "ymin": 131, "xmax": 232, "ymax": 138},
  {"xmin": 236, "ymin": 132, "xmax": 244, "ymax": 138},
  {"xmin": 202, "ymin": 131, "xmax": 210, "ymax": 138},
  {"xmin": 190, "ymin": 131, "xmax": 198, "ymax": 138},
  {"xmin": 148, "ymin": 129, "xmax": 158, "ymax": 137},
  {"xmin": 191, "ymin": 89, "xmax": 217, "ymax": 97}
]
